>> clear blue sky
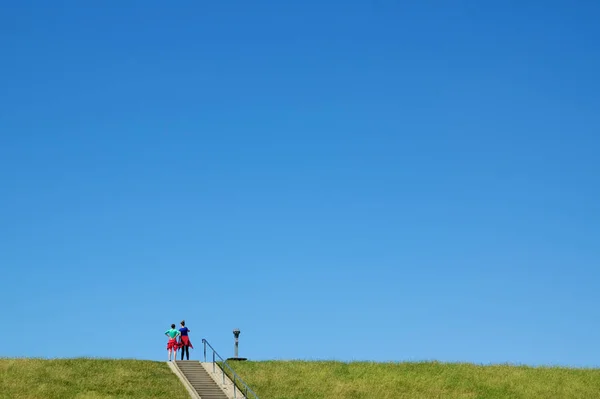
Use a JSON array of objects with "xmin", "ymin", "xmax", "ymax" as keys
[{"xmin": 1, "ymin": 1, "xmax": 599, "ymax": 367}]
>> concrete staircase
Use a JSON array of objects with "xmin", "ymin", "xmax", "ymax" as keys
[{"xmin": 175, "ymin": 360, "xmax": 229, "ymax": 399}]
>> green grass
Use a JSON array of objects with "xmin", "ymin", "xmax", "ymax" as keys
[
  {"xmin": 231, "ymin": 360, "xmax": 600, "ymax": 399},
  {"xmin": 3, "ymin": 358, "xmax": 600, "ymax": 399},
  {"xmin": 0, "ymin": 358, "xmax": 189, "ymax": 399}
]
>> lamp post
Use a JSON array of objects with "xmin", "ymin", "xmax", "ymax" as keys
[{"xmin": 227, "ymin": 328, "xmax": 247, "ymax": 361}]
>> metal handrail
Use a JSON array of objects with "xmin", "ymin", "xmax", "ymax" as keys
[{"xmin": 202, "ymin": 338, "xmax": 260, "ymax": 399}]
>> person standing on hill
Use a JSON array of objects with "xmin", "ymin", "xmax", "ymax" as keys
[
  {"xmin": 165, "ymin": 324, "xmax": 180, "ymax": 361},
  {"xmin": 178, "ymin": 320, "xmax": 193, "ymax": 360}
]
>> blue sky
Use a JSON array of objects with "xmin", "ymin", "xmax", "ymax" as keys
[{"xmin": 1, "ymin": 0, "xmax": 599, "ymax": 367}]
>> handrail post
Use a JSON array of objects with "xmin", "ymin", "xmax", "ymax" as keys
[
  {"xmin": 234, "ymin": 375, "xmax": 237, "ymax": 398},
  {"xmin": 213, "ymin": 351, "xmax": 216, "ymax": 373},
  {"xmin": 203, "ymin": 339, "xmax": 207, "ymax": 362}
]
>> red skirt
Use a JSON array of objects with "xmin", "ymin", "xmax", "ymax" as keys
[
  {"xmin": 167, "ymin": 338, "xmax": 178, "ymax": 350},
  {"xmin": 178, "ymin": 336, "xmax": 193, "ymax": 349}
]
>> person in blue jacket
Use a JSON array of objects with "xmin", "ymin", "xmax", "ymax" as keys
[{"xmin": 178, "ymin": 320, "xmax": 193, "ymax": 360}]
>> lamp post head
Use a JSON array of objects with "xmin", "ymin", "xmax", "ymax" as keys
[{"xmin": 233, "ymin": 329, "xmax": 241, "ymax": 339}]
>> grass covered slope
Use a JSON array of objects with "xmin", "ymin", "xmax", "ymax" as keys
[
  {"xmin": 232, "ymin": 361, "xmax": 600, "ymax": 399},
  {"xmin": 0, "ymin": 358, "xmax": 189, "ymax": 399}
]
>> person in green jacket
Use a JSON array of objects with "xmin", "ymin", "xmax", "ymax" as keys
[{"xmin": 165, "ymin": 324, "xmax": 181, "ymax": 361}]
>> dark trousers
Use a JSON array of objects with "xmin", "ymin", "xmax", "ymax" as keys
[{"xmin": 180, "ymin": 345, "xmax": 190, "ymax": 360}]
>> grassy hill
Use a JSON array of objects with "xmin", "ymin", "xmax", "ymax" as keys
[
  {"xmin": 232, "ymin": 360, "xmax": 600, "ymax": 399},
  {"xmin": 0, "ymin": 358, "xmax": 189, "ymax": 399},
  {"xmin": 2, "ymin": 358, "xmax": 600, "ymax": 398}
]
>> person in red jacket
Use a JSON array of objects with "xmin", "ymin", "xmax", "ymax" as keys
[{"xmin": 178, "ymin": 320, "xmax": 193, "ymax": 360}]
